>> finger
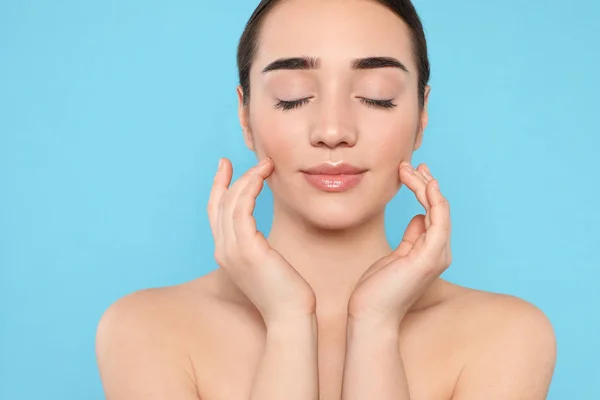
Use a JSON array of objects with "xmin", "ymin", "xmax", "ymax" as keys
[
  {"xmin": 393, "ymin": 214, "xmax": 426, "ymax": 257},
  {"xmin": 232, "ymin": 173, "xmax": 268, "ymax": 250},
  {"xmin": 417, "ymin": 163, "xmax": 435, "ymax": 228},
  {"xmin": 413, "ymin": 167, "xmax": 431, "ymax": 214},
  {"xmin": 222, "ymin": 158, "xmax": 274, "ymax": 246},
  {"xmin": 400, "ymin": 162, "xmax": 431, "ymax": 210},
  {"xmin": 207, "ymin": 158, "xmax": 233, "ymax": 240},
  {"xmin": 401, "ymin": 162, "xmax": 428, "ymax": 184},
  {"xmin": 425, "ymin": 179, "xmax": 451, "ymax": 247},
  {"xmin": 409, "ymin": 179, "xmax": 451, "ymax": 267},
  {"xmin": 418, "ymin": 164, "xmax": 433, "ymax": 181},
  {"xmin": 223, "ymin": 158, "xmax": 274, "ymax": 211}
]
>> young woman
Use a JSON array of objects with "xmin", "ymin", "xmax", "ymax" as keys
[{"xmin": 96, "ymin": 0, "xmax": 557, "ymax": 398}]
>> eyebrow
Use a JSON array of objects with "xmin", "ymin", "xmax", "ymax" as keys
[{"xmin": 261, "ymin": 56, "xmax": 409, "ymax": 73}]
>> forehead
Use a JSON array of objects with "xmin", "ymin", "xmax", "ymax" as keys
[{"xmin": 254, "ymin": 0, "xmax": 415, "ymax": 71}]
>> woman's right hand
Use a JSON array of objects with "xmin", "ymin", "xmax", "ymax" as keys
[{"xmin": 207, "ymin": 157, "xmax": 316, "ymax": 325}]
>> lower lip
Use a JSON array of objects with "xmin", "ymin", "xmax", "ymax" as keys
[{"xmin": 302, "ymin": 173, "xmax": 365, "ymax": 192}]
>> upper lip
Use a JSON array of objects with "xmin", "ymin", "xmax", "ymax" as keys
[{"xmin": 302, "ymin": 162, "xmax": 367, "ymax": 175}]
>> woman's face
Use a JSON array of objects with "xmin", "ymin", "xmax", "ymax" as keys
[{"xmin": 238, "ymin": 0, "xmax": 429, "ymax": 230}]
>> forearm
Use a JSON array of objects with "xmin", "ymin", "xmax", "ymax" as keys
[
  {"xmin": 341, "ymin": 317, "xmax": 410, "ymax": 400},
  {"xmin": 250, "ymin": 314, "xmax": 319, "ymax": 400}
]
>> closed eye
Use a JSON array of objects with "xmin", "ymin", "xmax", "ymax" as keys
[
  {"xmin": 358, "ymin": 97, "xmax": 397, "ymax": 109},
  {"xmin": 273, "ymin": 96, "xmax": 397, "ymax": 111},
  {"xmin": 274, "ymin": 97, "xmax": 313, "ymax": 111}
]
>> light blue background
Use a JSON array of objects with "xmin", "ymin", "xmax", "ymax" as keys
[{"xmin": 1, "ymin": 0, "xmax": 598, "ymax": 398}]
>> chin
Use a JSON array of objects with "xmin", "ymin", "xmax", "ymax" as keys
[
  {"xmin": 302, "ymin": 210, "xmax": 373, "ymax": 231},
  {"xmin": 297, "ymin": 192, "xmax": 386, "ymax": 231}
]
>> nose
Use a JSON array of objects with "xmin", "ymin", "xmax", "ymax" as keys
[{"xmin": 309, "ymin": 95, "xmax": 358, "ymax": 149}]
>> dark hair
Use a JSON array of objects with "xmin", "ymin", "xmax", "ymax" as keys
[{"xmin": 236, "ymin": 0, "xmax": 430, "ymax": 109}]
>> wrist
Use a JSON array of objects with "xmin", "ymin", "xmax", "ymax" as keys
[
  {"xmin": 347, "ymin": 312, "xmax": 403, "ymax": 339},
  {"xmin": 265, "ymin": 311, "xmax": 318, "ymax": 333},
  {"xmin": 347, "ymin": 293, "xmax": 409, "ymax": 328}
]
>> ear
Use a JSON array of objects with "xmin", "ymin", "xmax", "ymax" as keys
[
  {"xmin": 237, "ymin": 85, "xmax": 255, "ymax": 151},
  {"xmin": 413, "ymin": 85, "xmax": 430, "ymax": 151}
]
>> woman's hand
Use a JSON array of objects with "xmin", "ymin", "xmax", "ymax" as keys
[
  {"xmin": 348, "ymin": 162, "xmax": 452, "ymax": 326},
  {"xmin": 208, "ymin": 157, "xmax": 316, "ymax": 325}
]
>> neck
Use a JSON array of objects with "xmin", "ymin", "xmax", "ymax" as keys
[
  {"xmin": 212, "ymin": 200, "xmax": 448, "ymax": 320},
  {"xmin": 266, "ymin": 201, "xmax": 393, "ymax": 317}
]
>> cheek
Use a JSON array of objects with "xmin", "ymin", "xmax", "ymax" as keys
[
  {"xmin": 249, "ymin": 107, "xmax": 308, "ymax": 164},
  {"xmin": 253, "ymin": 124, "xmax": 298, "ymax": 162},
  {"xmin": 359, "ymin": 113, "xmax": 419, "ymax": 164}
]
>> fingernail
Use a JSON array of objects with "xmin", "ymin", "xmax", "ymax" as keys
[
  {"xmin": 403, "ymin": 166, "xmax": 415, "ymax": 175},
  {"xmin": 217, "ymin": 158, "xmax": 223, "ymax": 171},
  {"xmin": 259, "ymin": 157, "xmax": 271, "ymax": 166},
  {"xmin": 433, "ymin": 180, "xmax": 440, "ymax": 191}
]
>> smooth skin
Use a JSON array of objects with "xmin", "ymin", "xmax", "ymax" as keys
[
  {"xmin": 210, "ymin": 157, "xmax": 318, "ymax": 400},
  {"xmin": 96, "ymin": 158, "xmax": 556, "ymax": 400},
  {"xmin": 96, "ymin": 0, "xmax": 557, "ymax": 399}
]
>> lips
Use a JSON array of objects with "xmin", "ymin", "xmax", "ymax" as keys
[
  {"xmin": 301, "ymin": 162, "xmax": 367, "ymax": 192},
  {"xmin": 302, "ymin": 163, "xmax": 367, "ymax": 175}
]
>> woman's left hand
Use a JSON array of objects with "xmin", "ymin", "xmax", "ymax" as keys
[{"xmin": 348, "ymin": 162, "xmax": 453, "ymax": 326}]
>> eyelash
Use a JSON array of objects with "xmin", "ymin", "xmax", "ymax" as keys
[
  {"xmin": 360, "ymin": 98, "xmax": 397, "ymax": 109},
  {"xmin": 274, "ymin": 97, "xmax": 312, "ymax": 111},
  {"xmin": 273, "ymin": 97, "xmax": 397, "ymax": 111}
]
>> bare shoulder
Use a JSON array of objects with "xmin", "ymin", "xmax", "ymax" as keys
[
  {"xmin": 437, "ymin": 281, "xmax": 557, "ymax": 399},
  {"xmin": 440, "ymin": 281, "xmax": 555, "ymax": 335},
  {"xmin": 95, "ymin": 274, "xmax": 221, "ymax": 399}
]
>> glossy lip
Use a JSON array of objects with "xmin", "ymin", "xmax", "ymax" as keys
[
  {"xmin": 301, "ymin": 162, "xmax": 367, "ymax": 192},
  {"xmin": 301, "ymin": 162, "xmax": 367, "ymax": 175}
]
